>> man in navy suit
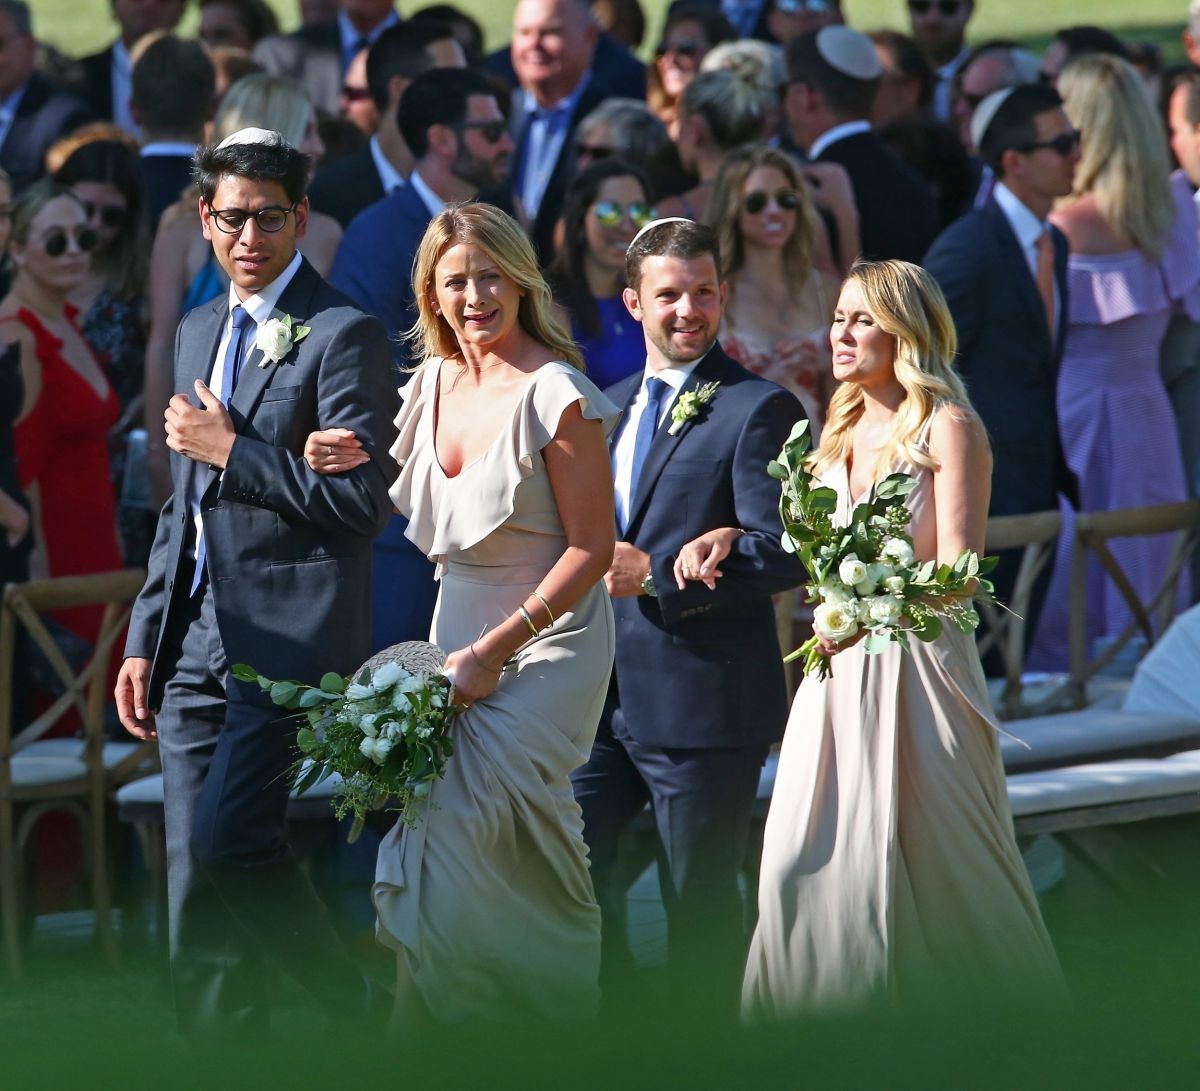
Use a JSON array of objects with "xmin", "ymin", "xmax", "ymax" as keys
[
  {"xmin": 572, "ymin": 219, "xmax": 804, "ymax": 1010},
  {"xmin": 331, "ymin": 67, "xmax": 512, "ymax": 652},
  {"xmin": 0, "ymin": 2, "xmax": 89, "ymax": 192},
  {"xmin": 924, "ymin": 83, "xmax": 1081, "ymax": 649},
  {"xmin": 116, "ymin": 130, "xmax": 396, "ymax": 1032}
]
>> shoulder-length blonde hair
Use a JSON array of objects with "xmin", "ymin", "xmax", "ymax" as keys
[
  {"xmin": 705, "ymin": 144, "xmax": 820, "ymax": 295},
  {"xmin": 1058, "ymin": 53, "xmax": 1174, "ymax": 258},
  {"xmin": 813, "ymin": 260, "xmax": 972, "ymax": 478},
  {"xmin": 214, "ymin": 73, "xmax": 312, "ymax": 147},
  {"xmin": 407, "ymin": 202, "xmax": 584, "ymax": 370}
]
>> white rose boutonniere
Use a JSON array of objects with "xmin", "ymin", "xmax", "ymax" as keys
[
  {"xmin": 668, "ymin": 381, "xmax": 720, "ymax": 435},
  {"xmin": 255, "ymin": 314, "xmax": 311, "ymax": 367}
]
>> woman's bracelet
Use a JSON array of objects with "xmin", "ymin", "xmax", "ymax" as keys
[
  {"xmin": 469, "ymin": 642, "xmax": 502, "ymax": 675},
  {"xmin": 517, "ymin": 605, "xmax": 540, "ymax": 638},
  {"xmin": 529, "ymin": 590, "xmax": 555, "ymax": 627}
]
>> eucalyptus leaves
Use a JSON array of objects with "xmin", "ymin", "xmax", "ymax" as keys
[{"xmin": 769, "ymin": 420, "xmax": 996, "ymax": 680}]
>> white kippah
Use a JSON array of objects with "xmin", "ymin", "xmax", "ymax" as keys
[
  {"xmin": 628, "ymin": 216, "xmax": 695, "ymax": 252},
  {"xmin": 216, "ymin": 126, "xmax": 287, "ymax": 149},
  {"xmin": 970, "ymin": 87, "xmax": 1019, "ymax": 152},
  {"xmin": 815, "ymin": 26, "xmax": 882, "ymax": 81}
]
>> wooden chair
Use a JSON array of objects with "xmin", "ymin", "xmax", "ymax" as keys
[
  {"xmin": 0, "ymin": 570, "xmax": 148, "ymax": 980},
  {"xmin": 978, "ymin": 510, "xmax": 1062, "ymax": 720}
]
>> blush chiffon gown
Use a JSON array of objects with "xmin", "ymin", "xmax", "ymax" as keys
[
  {"xmin": 742, "ymin": 436, "xmax": 1063, "ymax": 1017},
  {"xmin": 373, "ymin": 359, "xmax": 619, "ymax": 1022}
]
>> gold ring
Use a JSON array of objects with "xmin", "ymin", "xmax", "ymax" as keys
[{"xmin": 326, "ymin": 445, "xmax": 333, "ymax": 456}]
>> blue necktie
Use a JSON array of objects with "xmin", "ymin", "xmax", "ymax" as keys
[
  {"xmin": 624, "ymin": 377, "xmax": 668, "ymax": 532},
  {"xmin": 191, "ymin": 305, "xmax": 254, "ymax": 595}
]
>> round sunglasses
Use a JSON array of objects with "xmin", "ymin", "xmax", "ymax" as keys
[
  {"xmin": 82, "ymin": 200, "xmax": 129, "ymax": 230},
  {"xmin": 41, "ymin": 225, "xmax": 98, "ymax": 257},
  {"xmin": 206, "ymin": 203, "xmax": 298, "ymax": 234},
  {"xmin": 593, "ymin": 199, "xmax": 655, "ymax": 229},
  {"xmin": 743, "ymin": 188, "xmax": 801, "ymax": 215}
]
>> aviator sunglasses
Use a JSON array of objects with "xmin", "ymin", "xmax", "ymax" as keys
[
  {"xmin": 908, "ymin": 0, "xmax": 965, "ymax": 14},
  {"xmin": 743, "ymin": 188, "xmax": 801, "ymax": 214},
  {"xmin": 593, "ymin": 200, "xmax": 655, "ymax": 229},
  {"xmin": 42, "ymin": 225, "xmax": 98, "ymax": 256},
  {"xmin": 1015, "ymin": 129, "xmax": 1082, "ymax": 156}
]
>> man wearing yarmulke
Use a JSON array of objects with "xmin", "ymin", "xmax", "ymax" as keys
[{"xmin": 115, "ymin": 128, "xmax": 397, "ymax": 1034}]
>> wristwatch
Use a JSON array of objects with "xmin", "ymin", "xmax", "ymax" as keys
[{"xmin": 641, "ymin": 570, "xmax": 658, "ymax": 597}]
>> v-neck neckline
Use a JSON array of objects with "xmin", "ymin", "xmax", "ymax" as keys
[{"xmin": 431, "ymin": 361, "xmax": 541, "ymax": 480}]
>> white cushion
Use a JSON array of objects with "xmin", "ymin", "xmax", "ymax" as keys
[
  {"xmin": 1007, "ymin": 749, "xmax": 1200, "ymax": 817},
  {"xmin": 11, "ymin": 755, "xmax": 88, "ymax": 788},
  {"xmin": 24, "ymin": 738, "xmax": 147, "ymax": 771},
  {"xmin": 116, "ymin": 772, "xmax": 163, "ymax": 805},
  {"xmin": 1000, "ymin": 708, "xmax": 1200, "ymax": 774}
]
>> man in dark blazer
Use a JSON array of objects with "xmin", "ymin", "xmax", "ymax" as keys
[
  {"xmin": 72, "ymin": 0, "xmax": 185, "ymax": 133},
  {"xmin": 572, "ymin": 219, "xmax": 804, "ymax": 1011},
  {"xmin": 0, "ymin": 2, "xmax": 89, "ymax": 192},
  {"xmin": 924, "ymin": 83, "xmax": 1081, "ymax": 650},
  {"xmin": 115, "ymin": 130, "xmax": 396, "ymax": 1033},
  {"xmin": 785, "ymin": 25, "xmax": 938, "ymax": 264}
]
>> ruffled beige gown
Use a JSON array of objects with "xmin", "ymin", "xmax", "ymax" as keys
[
  {"xmin": 373, "ymin": 360, "xmax": 619, "ymax": 1021},
  {"xmin": 742, "ymin": 453, "xmax": 1063, "ymax": 1018}
]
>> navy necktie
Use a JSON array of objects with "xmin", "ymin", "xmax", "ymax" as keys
[
  {"xmin": 191, "ymin": 305, "xmax": 254, "ymax": 595},
  {"xmin": 624, "ymin": 377, "xmax": 668, "ymax": 531}
]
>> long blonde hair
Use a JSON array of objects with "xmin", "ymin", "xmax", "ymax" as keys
[
  {"xmin": 1058, "ymin": 53, "xmax": 1174, "ymax": 258},
  {"xmin": 705, "ymin": 144, "xmax": 820, "ymax": 300},
  {"xmin": 813, "ymin": 260, "xmax": 971, "ymax": 478},
  {"xmin": 214, "ymin": 74, "xmax": 312, "ymax": 146},
  {"xmin": 406, "ymin": 202, "xmax": 584, "ymax": 370}
]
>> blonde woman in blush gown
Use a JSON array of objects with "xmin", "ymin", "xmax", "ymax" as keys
[
  {"xmin": 303, "ymin": 204, "xmax": 619, "ymax": 1023},
  {"xmin": 706, "ymin": 145, "xmax": 840, "ymax": 436},
  {"xmin": 675, "ymin": 261, "xmax": 1062, "ymax": 1016}
]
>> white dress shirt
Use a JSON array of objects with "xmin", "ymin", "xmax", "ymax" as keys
[
  {"xmin": 408, "ymin": 168, "xmax": 445, "ymax": 217},
  {"xmin": 337, "ymin": 9, "xmax": 401, "ymax": 73},
  {"xmin": 190, "ymin": 250, "xmax": 304, "ymax": 556},
  {"xmin": 807, "ymin": 119, "xmax": 872, "ymax": 161},
  {"xmin": 369, "ymin": 134, "xmax": 405, "ymax": 193},
  {"xmin": 933, "ymin": 46, "xmax": 970, "ymax": 123},
  {"xmin": 993, "ymin": 181, "xmax": 1059, "ymax": 328},
  {"xmin": 111, "ymin": 40, "xmax": 137, "ymax": 137},
  {"xmin": 517, "ymin": 74, "xmax": 590, "ymax": 219},
  {"xmin": 0, "ymin": 84, "xmax": 25, "ymax": 152},
  {"xmin": 612, "ymin": 356, "xmax": 704, "ymax": 530}
]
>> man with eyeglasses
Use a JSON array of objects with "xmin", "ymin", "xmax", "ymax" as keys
[
  {"xmin": 116, "ymin": 128, "xmax": 397, "ymax": 1034},
  {"xmin": 924, "ymin": 84, "xmax": 1081, "ymax": 664},
  {"xmin": 331, "ymin": 66, "xmax": 512, "ymax": 655},
  {"xmin": 906, "ymin": 0, "xmax": 973, "ymax": 122}
]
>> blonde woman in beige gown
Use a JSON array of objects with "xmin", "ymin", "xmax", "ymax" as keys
[
  {"xmin": 305, "ymin": 205, "xmax": 618, "ymax": 1022},
  {"xmin": 677, "ymin": 260, "xmax": 1062, "ymax": 1017}
]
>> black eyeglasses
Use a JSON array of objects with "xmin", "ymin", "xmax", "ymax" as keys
[
  {"xmin": 206, "ymin": 204, "xmax": 298, "ymax": 234},
  {"xmin": 908, "ymin": 0, "xmax": 965, "ymax": 14},
  {"xmin": 42, "ymin": 226, "xmax": 98, "ymax": 257},
  {"xmin": 82, "ymin": 201, "xmax": 128, "ymax": 230},
  {"xmin": 593, "ymin": 199, "xmax": 655, "ymax": 228},
  {"xmin": 1015, "ymin": 129, "xmax": 1082, "ymax": 157},
  {"xmin": 656, "ymin": 40, "xmax": 705, "ymax": 60},
  {"xmin": 455, "ymin": 119, "xmax": 508, "ymax": 144},
  {"xmin": 744, "ymin": 188, "xmax": 801, "ymax": 214}
]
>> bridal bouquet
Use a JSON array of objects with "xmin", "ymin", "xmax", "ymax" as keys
[
  {"xmin": 769, "ymin": 420, "xmax": 996, "ymax": 680},
  {"xmin": 232, "ymin": 649, "xmax": 455, "ymax": 841}
]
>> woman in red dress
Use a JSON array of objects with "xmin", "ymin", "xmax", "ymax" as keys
[{"xmin": 3, "ymin": 180, "xmax": 123, "ymax": 644}]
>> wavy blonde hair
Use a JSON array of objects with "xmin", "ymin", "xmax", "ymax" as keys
[
  {"xmin": 214, "ymin": 74, "xmax": 312, "ymax": 146},
  {"xmin": 813, "ymin": 260, "xmax": 971, "ymax": 479},
  {"xmin": 705, "ymin": 144, "xmax": 820, "ymax": 300},
  {"xmin": 1058, "ymin": 53, "xmax": 1174, "ymax": 258},
  {"xmin": 406, "ymin": 202, "xmax": 584, "ymax": 370}
]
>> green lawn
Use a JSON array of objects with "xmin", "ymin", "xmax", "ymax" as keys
[{"xmin": 36, "ymin": 0, "xmax": 1192, "ymax": 65}]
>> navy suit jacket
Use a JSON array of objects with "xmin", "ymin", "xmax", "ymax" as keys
[
  {"xmin": 140, "ymin": 153, "xmax": 194, "ymax": 237},
  {"xmin": 125, "ymin": 257, "xmax": 398, "ymax": 707},
  {"xmin": 74, "ymin": 45, "xmax": 115, "ymax": 121},
  {"xmin": 604, "ymin": 345, "xmax": 805, "ymax": 750},
  {"xmin": 0, "ymin": 74, "xmax": 90, "ymax": 192},
  {"xmin": 923, "ymin": 197, "xmax": 1077, "ymax": 515}
]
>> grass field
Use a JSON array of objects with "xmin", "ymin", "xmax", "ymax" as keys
[{"xmin": 35, "ymin": 1, "xmax": 1194, "ymax": 66}]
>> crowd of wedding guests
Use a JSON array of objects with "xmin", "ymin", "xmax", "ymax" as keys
[{"xmin": 6, "ymin": 0, "xmax": 1200, "ymax": 1010}]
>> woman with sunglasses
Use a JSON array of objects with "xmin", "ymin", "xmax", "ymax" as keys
[
  {"xmin": 54, "ymin": 140, "xmax": 152, "ymax": 564},
  {"xmin": 1027, "ymin": 54, "xmax": 1200, "ymax": 671},
  {"xmin": 707, "ymin": 145, "xmax": 840, "ymax": 433},
  {"xmin": 143, "ymin": 74, "xmax": 340, "ymax": 505},
  {"xmin": 1, "ymin": 180, "xmax": 123, "ymax": 642},
  {"xmin": 648, "ymin": 3, "xmax": 734, "ymax": 140},
  {"xmin": 549, "ymin": 160, "xmax": 655, "ymax": 388}
]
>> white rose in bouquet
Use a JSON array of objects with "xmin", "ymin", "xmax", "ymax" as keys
[
  {"xmin": 358, "ymin": 713, "xmax": 379, "ymax": 738},
  {"xmin": 817, "ymin": 579, "xmax": 853, "ymax": 604},
  {"xmin": 838, "ymin": 554, "xmax": 868, "ymax": 587},
  {"xmin": 883, "ymin": 575, "xmax": 906, "ymax": 595},
  {"xmin": 371, "ymin": 662, "xmax": 407, "ymax": 690},
  {"xmin": 813, "ymin": 600, "xmax": 859, "ymax": 643},
  {"xmin": 346, "ymin": 681, "xmax": 375, "ymax": 700},
  {"xmin": 359, "ymin": 735, "xmax": 392, "ymax": 764},
  {"xmin": 383, "ymin": 720, "xmax": 403, "ymax": 742},
  {"xmin": 881, "ymin": 537, "xmax": 915, "ymax": 566},
  {"xmin": 867, "ymin": 594, "xmax": 904, "ymax": 625}
]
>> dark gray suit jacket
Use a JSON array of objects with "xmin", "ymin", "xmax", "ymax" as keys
[
  {"xmin": 0, "ymin": 73, "xmax": 91, "ymax": 192},
  {"xmin": 125, "ymin": 257, "xmax": 398, "ymax": 706}
]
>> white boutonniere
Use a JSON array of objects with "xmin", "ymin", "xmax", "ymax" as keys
[
  {"xmin": 255, "ymin": 314, "xmax": 311, "ymax": 367},
  {"xmin": 668, "ymin": 381, "xmax": 720, "ymax": 435}
]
